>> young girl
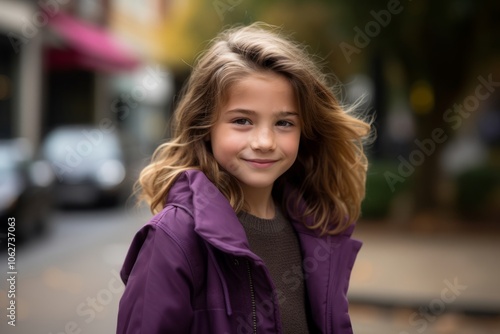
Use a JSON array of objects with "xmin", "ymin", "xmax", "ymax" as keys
[{"xmin": 117, "ymin": 23, "xmax": 371, "ymax": 334}]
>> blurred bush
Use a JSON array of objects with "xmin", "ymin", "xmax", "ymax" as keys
[
  {"xmin": 455, "ymin": 164, "xmax": 500, "ymax": 221},
  {"xmin": 361, "ymin": 160, "xmax": 413, "ymax": 219}
]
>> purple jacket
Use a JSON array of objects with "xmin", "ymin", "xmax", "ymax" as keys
[{"xmin": 117, "ymin": 170, "xmax": 362, "ymax": 333}]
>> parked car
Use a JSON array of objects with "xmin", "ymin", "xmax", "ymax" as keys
[
  {"xmin": 41, "ymin": 126, "xmax": 129, "ymax": 207},
  {"xmin": 0, "ymin": 138, "xmax": 54, "ymax": 241}
]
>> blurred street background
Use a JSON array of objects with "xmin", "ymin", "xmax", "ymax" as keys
[{"xmin": 0, "ymin": 0, "xmax": 499, "ymax": 333}]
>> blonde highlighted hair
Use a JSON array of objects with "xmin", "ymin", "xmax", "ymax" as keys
[{"xmin": 137, "ymin": 22, "xmax": 371, "ymax": 235}]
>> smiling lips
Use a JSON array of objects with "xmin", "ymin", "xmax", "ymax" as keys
[{"xmin": 243, "ymin": 158, "xmax": 278, "ymax": 168}]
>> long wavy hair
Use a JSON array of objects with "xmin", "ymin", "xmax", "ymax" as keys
[{"xmin": 137, "ymin": 22, "xmax": 371, "ymax": 235}]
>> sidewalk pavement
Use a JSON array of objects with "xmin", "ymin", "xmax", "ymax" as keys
[{"xmin": 348, "ymin": 222, "xmax": 500, "ymax": 314}]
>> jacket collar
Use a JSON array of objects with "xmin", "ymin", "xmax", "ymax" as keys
[
  {"xmin": 166, "ymin": 170, "xmax": 257, "ymax": 258},
  {"xmin": 166, "ymin": 169, "xmax": 356, "ymax": 254}
]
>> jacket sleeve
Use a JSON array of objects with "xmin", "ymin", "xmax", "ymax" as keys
[{"xmin": 117, "ymin": 221, "xmax": 194, "ymax": 333}]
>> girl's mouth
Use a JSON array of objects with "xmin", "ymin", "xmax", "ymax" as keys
[{"xmin": 243, "ymin": 159, "xmax": 277, "ymax": 168}]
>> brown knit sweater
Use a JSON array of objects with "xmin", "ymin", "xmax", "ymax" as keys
[{"xmin": 238, "ymin": 206, "xmax": 310, "ymax": 334}]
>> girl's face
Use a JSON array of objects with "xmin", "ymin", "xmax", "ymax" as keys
[{"xmin": 210, "ymin": 71, "xmax": 300, "ymax": 195}]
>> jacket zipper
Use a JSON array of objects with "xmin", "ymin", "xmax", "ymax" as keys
[{"xmin": 246, "ymin": 260, "xmax": 257, "ymax": 334}]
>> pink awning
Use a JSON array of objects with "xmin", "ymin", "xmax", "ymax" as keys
[{"xmin": 47, "ymin": 12, "xmax": 140, "ymax": 72}]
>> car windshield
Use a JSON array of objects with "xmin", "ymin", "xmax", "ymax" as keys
[
  {"xmin": 0, "ymin": 148, "xmax": 13, "ymax": 169},
  {"xmin": 43, "ymin": 128, "xmax": 122, "ymax": 162},
  {"xmin": 0, "ymin": 143, "xmax": 21, "ymax": 171},
  {"xmin": 0, "ymin": 146, "xmax": 15, "ymax": 181},
  {"xmin": 0, "ymin": 145, "xmax": 20, "ymax": 185}
]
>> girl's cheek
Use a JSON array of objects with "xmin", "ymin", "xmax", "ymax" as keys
[{"xmin": 226, "ymin": 161, "xmax": 240, "ymax": 174}]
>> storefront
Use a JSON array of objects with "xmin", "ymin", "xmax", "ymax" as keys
[
  {"xmin": 0, "ymin": 0, "xmax": 43, "ymax": 145},
  {"xmin": 43, "ymin": 11, "xmax": 141, "ymax": 135},
  {"xmin": 0, "ymin": 0, "xmax": 141, "ymax": 148}
]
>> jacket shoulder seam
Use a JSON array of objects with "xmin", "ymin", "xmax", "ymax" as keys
[{"xmin": 150, "ymin": 206, "xmax": 201, "ymax": 286}]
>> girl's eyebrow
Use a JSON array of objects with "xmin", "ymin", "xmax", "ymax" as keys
[{"xmin": 225, "ymin": 108, "xmax": 299, "ymax": 117}]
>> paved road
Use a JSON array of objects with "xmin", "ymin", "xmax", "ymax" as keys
[
  {"xmin": 0, "ymin": 205, "xmax": 149, "ymax": 334},
  {"xmin": 349, "ymin": 223, "xmax": 500, "ymax": 334}
]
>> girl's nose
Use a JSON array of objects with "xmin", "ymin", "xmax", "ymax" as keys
[{"xmin": 250, "ymin": 127, "xmax": 276, "ymax": 152}]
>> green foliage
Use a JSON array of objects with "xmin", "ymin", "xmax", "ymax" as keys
[
  {"xmin": 361, "ymin": 160, "xmax": 412, "ymax": 219},
  {"xmin": 455, "ymin": 165, "xmax": 500, "ymax": 219}
]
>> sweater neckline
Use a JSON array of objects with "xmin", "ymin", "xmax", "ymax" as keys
[{"xmin": 237, "ymin": 206, "xmax": 287, "ymax": 234}]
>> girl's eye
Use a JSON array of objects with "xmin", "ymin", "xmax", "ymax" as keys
[
  {"xmin": 233, "ymin": 118, "xmax": 251, "ymax": 125},
  {"xmin": 276, "ymin": 120, "xmax": 294, "ymax": 127}
]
